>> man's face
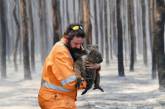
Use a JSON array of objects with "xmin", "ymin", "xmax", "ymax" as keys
[
  {"xmin": 69, "ymin": 36, "xmax": 84, "ymax": 61},
  {"xmin": 70, "ymin": 36, "xmax": 84, "ymax": 49}
]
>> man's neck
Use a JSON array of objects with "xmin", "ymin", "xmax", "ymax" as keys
[{"xmin": 61, "ymin": 36, "xmax": 69, "ymax": 44}]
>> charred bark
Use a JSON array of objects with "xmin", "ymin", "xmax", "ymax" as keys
[
  {"xmin": 155, "ymin": 0, "xmax": 165, "ymax": 90},
  {"xmin": 28, "ymin": 0, "xmax": 35, "ymax": 72},
  {"xmin": 128, "ymin": 0, "xmax": 135, "ymax": 71},
  {"xmin": 82, "ymin": 0, "xmax": 92, "ymax": 45},
  {"xmin": 141, "ymin": 0, "xmax": 148, "ymax": 66},
  {"xmin": 52, "ymin": 0, "xmax": 60, "ymax": 44},
  {"xmin": 20, "ymin": 0, "xmax": 32, "ymax": 80},
  {"xmin": 117, "ymin": 0, "xmax": 125, "ymax": 76},
  {"xmin": 0, "ymin": 0, "xmax": 7, "ymax": 79}
]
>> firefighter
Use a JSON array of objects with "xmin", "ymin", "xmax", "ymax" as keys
[{"xmin": 38, "ymin": 24, "xmax": 100, "ymax": 109}]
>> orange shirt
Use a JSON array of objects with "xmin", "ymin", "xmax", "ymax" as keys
[{"xmin": 39, "ymin": 37, "xmax": 86, "ymax": 100}]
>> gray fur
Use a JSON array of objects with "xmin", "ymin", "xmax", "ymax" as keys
[{"xmin": 74, "ymin": 46, "xmax": 104, "ymax": 95}]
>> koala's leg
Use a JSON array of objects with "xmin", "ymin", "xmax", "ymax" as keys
[
  {"xmin": 81, "ymin": 68, "xmax": 94, "ymax": 95},
  {"xmin": 94, "ymin": 67, "xmax": 100, "ymax": 87},
  {"xmin": 74, "ymin": 63, "xmax": 83, "ymax": 88},
  {"xmin": 93, "ymin": 68, "xmax": 104, "ymax": 92},
  {"xmin": 74, "ymin": 64, "xmax": 81, "ymax": 78},
  {"xmin": 94, "ymin": 71, "xmax": 100, "ymax": 88}
]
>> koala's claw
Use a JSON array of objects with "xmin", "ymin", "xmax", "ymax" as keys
[{"xmin": 93, "ymin": 86, "xmax": 104, "ymax": 92}]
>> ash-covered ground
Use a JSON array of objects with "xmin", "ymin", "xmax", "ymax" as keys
[{"xmin": 0, "ymin": 61, "xmax": 164, "ymax": 109}]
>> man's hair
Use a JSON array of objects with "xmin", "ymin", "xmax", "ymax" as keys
[{"xmin": 64, "ymin": 23, "xmax": 85, "ymax": 40}]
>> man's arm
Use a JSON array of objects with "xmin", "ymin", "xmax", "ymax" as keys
[{"xmin": 52, "ymin": 48, "xmax": 86, "ymax": 91}]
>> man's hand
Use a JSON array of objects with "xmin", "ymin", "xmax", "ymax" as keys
[{"xmin": 85, "ymin": 61, "xmax": 100, "ymax": 69}]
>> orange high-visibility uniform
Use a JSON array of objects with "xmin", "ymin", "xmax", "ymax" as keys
[{"xmin": 38, "ymin": 38, "xmax": 86, "ymax": 109}]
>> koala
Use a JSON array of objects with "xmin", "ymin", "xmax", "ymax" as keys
[{"xmin": 74, "ymin": 45, "xmax": 104, "ymax": 95}]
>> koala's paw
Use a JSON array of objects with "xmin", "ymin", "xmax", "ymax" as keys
[
  {"xmin": 75, "ymin": 78, "xmax": 82, "ymax": 88},
  {"xmin": 93, "ymin": 86, "xmax": 104, "ymax": 92}
]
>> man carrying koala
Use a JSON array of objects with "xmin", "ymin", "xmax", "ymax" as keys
[{"xmin": 38, "ymin": 24, "xmax": 101, "ymax": 109}]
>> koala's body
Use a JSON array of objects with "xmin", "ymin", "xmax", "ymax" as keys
[{"xmin": 74, "ymin": 46, "xmax": 104, "ymax": 95}]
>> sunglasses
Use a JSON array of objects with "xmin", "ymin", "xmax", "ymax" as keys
[{"xmin": 71, "ymin": 25, "xmax": 83, "ymax": 31}]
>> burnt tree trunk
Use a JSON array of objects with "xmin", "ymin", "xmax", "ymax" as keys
[
  {"xmin": 28, "ymin": 0, "xmax": 35, "ymax": 72},
  {"xmin": 38, "ymin": 0, "xmax": 48, "ymax": 63},
  {"xmin": 117, "ymin": 0, "xmax": 125, "ymax": 76},
  {"xmin": 151, "ymin": 0, "xmax": 157, "ymax": 79},
  {"xmin": 99, "ymin": 0, "xmax": 104, "ymax": 55},
  {"xmin": 155, "ymin": 0, "xmax": 165, "ymax": 90},
  {"xmin": 73, "ymin": 0, "xmax": 76, "ymax": 21},
  {"xmin": 94, "ymin": 0, "xmax": 98, "ymax": 45},
  {"xmin": 128, "ymin": 0, "xmax": 135, "ymax": 71},
  {"xmin": 141, "ymin": 0, "xmax": 148, "ymax": 66},
  {"xmin": 20, "ymin": 0, "xmax": 32, "ymax": 80},
  {"xmin": 13, "ymin": 0, "xmax": 20, "ymax": 71},
  {"xmin": 0, "ymin": 0, "xmax": 7, "ymax": 79},
  {"xmin": 104, "ymin": 0, "xmax": 110, "ymax": 64},
  {"xmin": 52, "ymin": 0, "xmax": 60, "ymax": 44},
  {"xmin": 65, "ymin": 0, "xmax": 70, "ymax": 24},
  {"xmin": 82, "ymin": 0, "xmax": 92, "ymax": 45}
]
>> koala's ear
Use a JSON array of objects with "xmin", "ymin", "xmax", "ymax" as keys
[
  {"xmin": 92, "ymin": 45, "xmax": 98, "ymax": 50},
  {"xmin": 86, "ymin": 44, "xmax": 92, "ymax": 50},
  {"xmin": 86, "ymin": 44, "xmax": 99, "ymax": 51},
  {"xmin": 89, "ymin": 45, "xmax": 99, "ymax": 51}
]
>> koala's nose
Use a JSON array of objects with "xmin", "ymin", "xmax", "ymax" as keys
[
  {"xmin": 98, "ymin": 58, "xmax": 103, "ymax": 63},
  {"xmin": 82, "ymin": 50, "xmax": 87, "ymax": 54}
]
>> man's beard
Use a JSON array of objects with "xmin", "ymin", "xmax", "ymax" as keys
[
  {"xmin": 69, "ymin": 48, "xmax": 82, "ymax": 62},
  {"xmin": 64, "ymin": 41, "xmax": 84, "ymax": 62}
]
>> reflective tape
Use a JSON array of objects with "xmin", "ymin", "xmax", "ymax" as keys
[
  {"xmin": 61, "ymin": 75, "xmax": 77, "ymax": 86},
  {"xmin": 42, "ymin": 80, "xmax": 71, "ymax": 92}
]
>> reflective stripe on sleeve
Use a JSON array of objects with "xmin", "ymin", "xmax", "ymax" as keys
[
  {"xmin": 42, "ymin": 80, "xmax": 72, "ymax": 92},
  {"xmin": 61, "ymin": 75, "xmax": 77, "ymax": 86}
]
